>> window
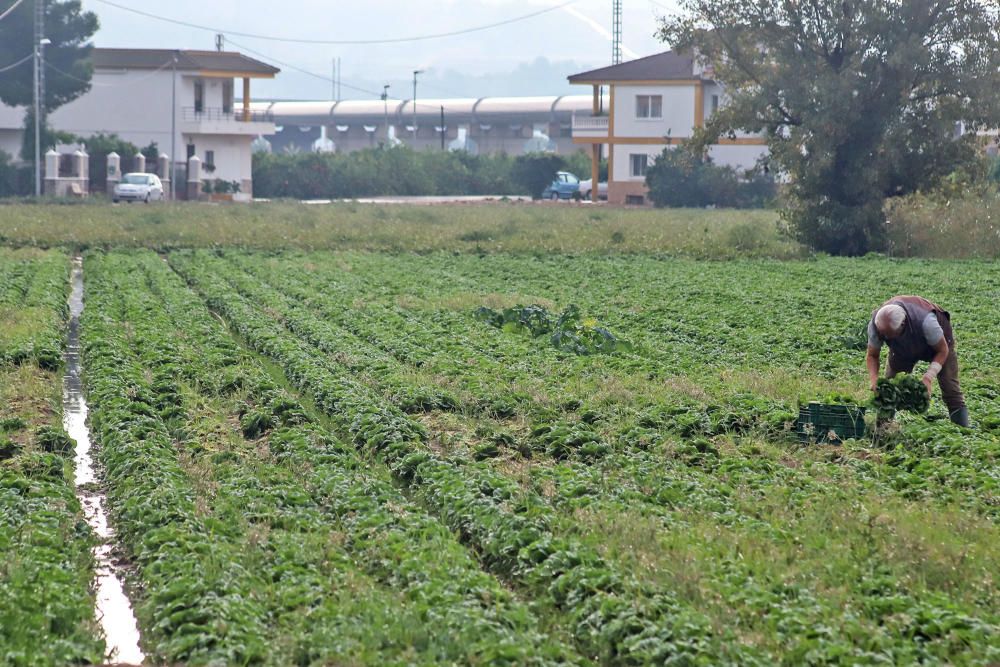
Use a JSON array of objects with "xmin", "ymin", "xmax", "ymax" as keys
[
  {"xmin": 186, "ymin": 144, "xmax": 196, "ymax": 159},
  {"xmin": 711, "ymin": 95, "xmax": 720, "ymax": 114},
  {"xmin": 222, "ymin": 80, "xmax": 233, "ymax": 114},
  {"xmin": 205, "ymin": 150, "xmax": 215, "ymax": 169},
  {"xmin": 630, "ymin": 153, "xmax": 649, "ymax": 178},
  {"xmin": 625, "ymin": 194, "xmax": 646, "ymax": 206},
  {"xmin": 194, "ymin": 80, "xmax": 204, "ymax": 113},
  {"xmin": 635, "ymin": 95, "xmax": 662, "ymax": 119}
]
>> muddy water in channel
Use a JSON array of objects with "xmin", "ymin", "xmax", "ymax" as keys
[{"xmin": 64, "ymin": 258, "xmax": 145, "ymax": 665}]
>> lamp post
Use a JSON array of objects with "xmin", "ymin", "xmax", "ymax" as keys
[
  {"xmin": 412, "ymin": 69, "xmax": 423, "ymax": 145},
  {"xmin": 381, "ymin": 84, "xmax": 390, "ymax": 145},
  {"xmin": 33, "ymin": 37, "xmax": 50, "ymax": 197}
]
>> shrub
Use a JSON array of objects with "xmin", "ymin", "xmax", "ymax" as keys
[
  {"xmin": 252, "ymin": 147, "xmax": 546, "ymax": 199},
  {"xmin": 645, "ymin": 147, "xmax": 775, "ymax": 209},
  {"xmin": 0, "ymin": 150, "xmax": 35, "ymax": 198},
  {"xmin": 511, "ymin": 153, "xmax": 565, "ymax": 200}
]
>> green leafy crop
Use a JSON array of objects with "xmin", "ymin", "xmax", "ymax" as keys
[
  {"xmin": 474, "ymin": 303, "xmax": 632, "ymax": 355},
  {"xmin": 873, "ymin": 374, "xmax": 931, "ymax": 414}
]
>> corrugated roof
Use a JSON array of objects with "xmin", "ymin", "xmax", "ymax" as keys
[
  {"xmin": 568, "ymin": 50, "xmax": 695, "ymax": 83},
  {"xmin": 253, "ymin": 95, "xmax": 595, "ymax": 123},
  {"xmin": 473, "ymin": 96, "xmax": 561, "ymax": 115},
  {"xmin": 400, "ymin": 98, "xmax": 479, "ymax": 116},
  {"xmin": 91, "ymin": 48, "xmax": 279, "ymax": 76},
  {"xmin": 552, "ymin": 96, "xmax": 595, "ymax": 113}
]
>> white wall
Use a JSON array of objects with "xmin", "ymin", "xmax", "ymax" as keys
[
  {"xmin": 703, "ymin": 82, "xmax": 723, "ymax": 126},
  {"xmin": 611, "ymin": 142, "xmax": 766, "ymax": 183},
  {"xmin": 612, "ymin": 143, "xmax": 668, "ymax": 182},
  {"xmin": 0, "ymin": 105, "xmax": 25, "ymax": 159},
  {"xmin": 48, "ymin": 69, "xmax": 177, "ymax": 153},
  {"xmin": 191, "ymin": 134, "xmax": 253, "ymax": 184},
  {"xmin": 701, "ymin": 82, "xmax": 760, "ymax": 139},
  {"xmin": 708, "ymin": 144, "xmax": 768, "ymax": 171},
  {"xmin": 613, "ymin": 84, "xmax": 695, "ymax": 140},
  {"xmin": 0, "ymin": 129, "xmax": 22, "ymax": 159}
]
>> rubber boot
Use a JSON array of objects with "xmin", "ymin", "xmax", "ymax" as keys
[{"xmin": 949, "ymin": 407, "xmax": 971, "ymax": 428}]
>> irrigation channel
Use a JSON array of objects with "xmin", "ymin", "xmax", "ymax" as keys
[{"xmin": 64, "ymin": 257, "xmax": 145, "ymax": 665}]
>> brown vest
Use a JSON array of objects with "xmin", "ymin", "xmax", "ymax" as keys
[{"xmin": 871, "ymin": 295, "xmax": 954, "ymax": 365}]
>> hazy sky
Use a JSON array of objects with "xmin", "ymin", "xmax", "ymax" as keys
[{"xmin": 79, "ymin": 0, "xmax": 680, "ymax": 100}]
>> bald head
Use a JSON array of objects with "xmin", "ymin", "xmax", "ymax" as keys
[{"xmin": 875, "ymin": 304, "xmax": 906, "ymax": 338}]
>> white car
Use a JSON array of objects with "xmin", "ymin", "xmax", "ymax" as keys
[
  {"xmin": 113, "ymin": 173, "xmax": 164, "ymax": 203},
  {"xmin": 578, "ymin": 178, "xmax": 608, "ymax": 201}
]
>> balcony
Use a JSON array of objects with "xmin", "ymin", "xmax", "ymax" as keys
[
  {"xmin": 571, "ymin": 113, "xmax": 609, "ymax": 140},
  {"xmin": 179, "ymin": 107, "xmax": 275, "ymax": 135}
]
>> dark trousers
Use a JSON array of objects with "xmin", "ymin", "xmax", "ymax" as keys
[{"xmin": 887, "ymin": 347, "xmax": 966, "ymax": 415}]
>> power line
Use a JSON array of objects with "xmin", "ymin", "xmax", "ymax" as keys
[
  {"xmin": 0, "ymin": 52, "xmax": 31, "ymax": 72},
  {"xmin": 227, "ymin": 38, "xmax": 464, "ymax": 114},
  {"xmin": 92, "ymin": 0, "xmax": 577, "ymax": 45},
  {"xmin": 45, "ymin": 58, "xmax": 173, "ymax": 86},
  {"xmin": 226, "ymin": 38, "xmax": 382, "ymax": 98},
  {"xmin": 0, "ymin": 0, "xmax": 28, "ymax": 22}
]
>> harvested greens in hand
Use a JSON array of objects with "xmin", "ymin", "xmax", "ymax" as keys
[{"xmin": 873, "ymin": 373, "xmax": 931, "ymax": 414}]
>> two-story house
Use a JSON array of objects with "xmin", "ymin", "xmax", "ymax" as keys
[
  {"xmin": 568, "ymin": 50, "xmax": 767, "ymax": 205},
  {"xmin": 1, "ymin": 48, "xmax": 278, "ymax": 196}
]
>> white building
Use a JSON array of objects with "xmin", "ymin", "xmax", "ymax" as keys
[
  {"xmin": 0, "ymin": 48, "xmax": 278, "ymax": 196},
  {"xmin": 568, "ymin": 50, "xmax": 767, "ymax": 205},
  {"xmin": 251, "ymin": 95, "xmax": 597, "ymax": 156}
]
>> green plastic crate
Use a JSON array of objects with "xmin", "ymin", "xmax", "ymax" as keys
[{"xmin": 796, "ymin": 402, "xmax": 867, "ymax": 443}]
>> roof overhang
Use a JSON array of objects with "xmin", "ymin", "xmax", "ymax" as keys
[{"xmin": 193, "ymin": 70, "xmax": 277, "ymax": 79}]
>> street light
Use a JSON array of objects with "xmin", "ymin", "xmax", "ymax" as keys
[
  {"xmin": 412, "ymin": 70, "xmax": 423, "ymax": 145},
  {"xmin": 33, "ymin": 37, "xmax": 50, "ymax": 197},
  {"xmin": 381, "ymin": 84, "xmax": 390, "ymax": 145}
]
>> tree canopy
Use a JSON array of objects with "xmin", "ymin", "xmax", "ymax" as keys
[
  {"xmin": 660, "ymin": 0, "xmax": 1000, "ymax": 255},
  {"xmin": 0, "ymin": 0, "xmax": 98, "ymax": 111}
]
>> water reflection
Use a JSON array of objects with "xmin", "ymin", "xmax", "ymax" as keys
[{"xmin": 64, "ymin": 257, "xmax": 145, "ymax": 666}]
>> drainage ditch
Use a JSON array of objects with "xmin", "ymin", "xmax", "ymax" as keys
[{"xmin": 64, "ymin": 257, "xmax": 145, "ymax": 666}]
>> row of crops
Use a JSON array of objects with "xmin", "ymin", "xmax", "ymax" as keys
[
  {"xmin": 1, "ymin": 249, "xmax": 104, "ymax": 665},
  {"xmin": 3, "ymin": 248, "xmax": 999, "ymax": 664}
]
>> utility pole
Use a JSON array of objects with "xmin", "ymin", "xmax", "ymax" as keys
[
  {"xmin": 412, "ymin": 70, "xmax": 423, "ymax": 145},
  {"xmin": 381, "ymin": 84, "xmax": 390, "ymax": 145},
  {"xmin": 337, "ymin": 57, "xmax": 341, "ymax": 100},
  {"xmin": 331, "ymin": 58, "xmax": 336, "ymax": 100},
  {"xmin": 215, "ymin": 33, "xmax": 224, "ymax": 51},
  {"xmin": 440, "ymin": 105, "xmax": 445, "ymax": 150},
  {"xmin": 33, "ymin": 0, "xmax": 47, "ymax": 197},
  {"xmin": 170, "ymin": 52, "xmax": 177, "ymax": 201},
  {"xmin": 612, "ymin": 0, "xmax": 622, "ymax": 65}
]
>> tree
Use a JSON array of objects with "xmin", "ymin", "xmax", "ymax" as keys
[
  {"xmin": 0, "ymin": 0, "xmax": 99, "ymax": 158},
  {"xmin": 659, "ymin": 0, "xmax": 1000, "ymax": 255},
  {"xmin": 512, "ymin": 153, "xmax": 565, "ymax": 199}
]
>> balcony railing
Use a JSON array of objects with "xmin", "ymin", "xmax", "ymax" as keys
[
  {"xmin": 182, "ymin": 107, "xmax": 274, "ymax": 123},
  {"xmin": 572, "ymin": 115, "xmax": 609, "ymax": 130}
]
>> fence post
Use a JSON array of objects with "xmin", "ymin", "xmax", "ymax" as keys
[
  {"xmin": 158, "ymin": 153, "xmax": 171, "ymax": 198},
  {"xmin": 44, "ymin": 149, "xmax": 59, "ymax": 196},
  {"xmin": 75, "ymin": 150, "xmax": 89, "ymax": 196},
  {"xmin": 135, "ymin": 151, "xmax": 146, "ymax": 174},
  {"xmin": 187, "ymin": 155, "xmax": 202, "ymax": 201},
  {"xmin": 106, "ymin": 151, "xmax": 120, "ymax": 197}
]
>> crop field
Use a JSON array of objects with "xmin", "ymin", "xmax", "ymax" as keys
[{"xmin": 2, "ymin": 238, "xmax": 999, "ymax": 665}]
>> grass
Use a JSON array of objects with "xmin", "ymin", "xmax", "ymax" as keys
[
  {"xmin": 0, "ymin": 200, "xmax": 797, "ymax": 258},
  {"xmin": 886, "ymin": 190, "xmax": 1000, "ymax": 258}
]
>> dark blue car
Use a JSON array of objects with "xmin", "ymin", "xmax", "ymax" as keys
[{"xmin": 541, "ymin": 171, "xmax": 580, "ymax": 200}]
